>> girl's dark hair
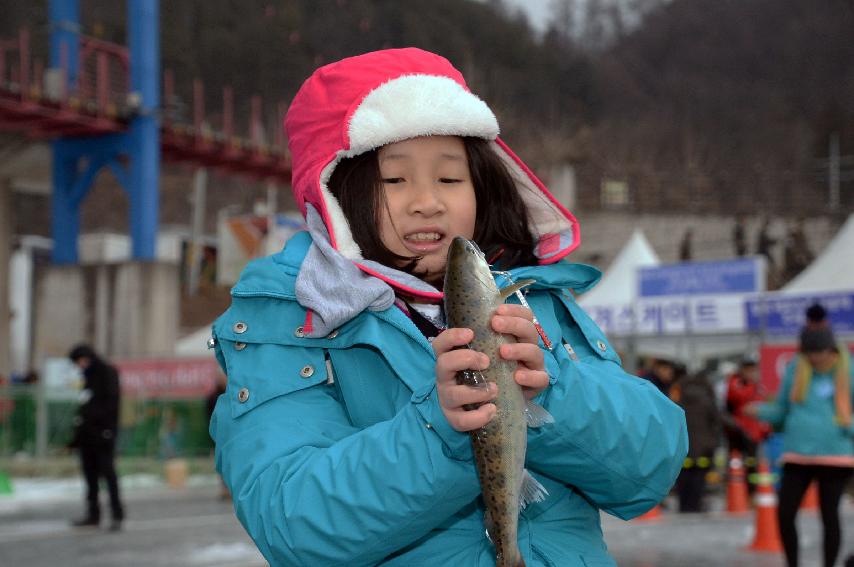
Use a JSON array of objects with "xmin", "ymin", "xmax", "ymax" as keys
[{"xmin": 327, "ymin": 137, "xmax": 538, "ymax": 276}]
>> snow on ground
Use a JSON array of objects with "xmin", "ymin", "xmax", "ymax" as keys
[{"xmin": 0, "ymin": 473, "xmax": 220, "ymax": 515}]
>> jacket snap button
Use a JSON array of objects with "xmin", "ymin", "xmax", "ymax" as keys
[
  {"xmin": 237, "ymin": 388, "xmax": 250, "ymax": 403},
  {"xmin": 327, "ymin": 329, "xmax": 338, "ymax": 339},
  {"xmin": 233, "ymin": 322, "xmax": 248, "ymax": 334},
  {"xmin": 597, "ymin": 340, "xmax": 607, "ymax": 352},
  {"xmin": 206, "ymin": 337, "xmax": 217, "ymax": 349},
  {"xmin": 234, "ymin": 342, "xmax": 247, "ymax": 351},
  {"xmin": 294, "ymin": 326, "xmax": 305, "ymax": 338},
  {"xmin": 299, "ymin": 365, "xmax": 314, "ymax": 378}
]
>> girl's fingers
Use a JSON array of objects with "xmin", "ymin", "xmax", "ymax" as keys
[
  {"xmin": 439, "ymin": 382, "xmax": 497, "ymax": 409},
  {"xmin": 515, "ymin": 368, "xmax": 550, "ymax": 399},
  {"xmin": 432, "ymin": 327, "xmax": 474, "ymax": 356},
  {"xmin": 446, "ymin": 403, "xmax": 497, "ymax": 432},
  {"xmin": 435, "ymin": 349, "xmax": 490, "ymax": 385},
  {"xmin": 495, "ymin": 303, "xmax": 533, "ymax": 321},
  {"xmin": 499, "ymin": 342, "xmax": 544, "ymax": 371},
  {"xmin": 492, "ymin": 311, "xmax": 538, "ymax": 345}
]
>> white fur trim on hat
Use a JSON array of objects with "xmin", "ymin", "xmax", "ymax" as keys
[
  {"xmin": 317, "ymin": 74, "xmax": 500, "ymax": 260},
  {"xmin": 345, "ymin": 74, "xmax": 499, "ymax": 156},
  {"xmin": 315, "ymin": 75, "xmax": 574, "ymax": 262},
  {"xmin": 318, "ymin": 157, "xmax": 363, "ymax": 260}
]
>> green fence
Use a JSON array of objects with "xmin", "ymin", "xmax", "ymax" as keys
[{"xmin": 0, "ymin": 385, "xmax": 215, "ymax": 458}]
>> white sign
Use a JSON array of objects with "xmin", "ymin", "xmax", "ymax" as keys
[
  {"xmin": 587, "ymin": 294, "xmax": 749, "ymax": 337},
  {"xmin": 42, "ymin": 357, "xmax": 83, "ymax": 401}
]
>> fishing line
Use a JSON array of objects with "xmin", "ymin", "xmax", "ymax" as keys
[{"xmin": 491, "ymin": 270, "xmax": 553, "ymax": 350}]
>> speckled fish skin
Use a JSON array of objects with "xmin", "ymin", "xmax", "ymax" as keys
[{"xmin": 443, "ymin": 236, "xmax": 530, "ymax": 567}]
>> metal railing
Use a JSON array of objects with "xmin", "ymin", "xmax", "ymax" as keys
[{"xmin": 0, "ymin": 384, "xmax": 214, "ymax": 459}]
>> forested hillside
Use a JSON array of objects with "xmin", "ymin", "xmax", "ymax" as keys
[
  {"xmin": 585, "ymin": 0, "xmax": 854, "ymax": 214},
  {"xmin": 2, "ymin": 0, "xmax": 852, "ymax": 219}
]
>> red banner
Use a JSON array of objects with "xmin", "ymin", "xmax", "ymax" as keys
[
  {"xmin": 116, "ymin": 357, "xmax": 222, "ymax": 399},
  {"xmin": 760, "ymin": 342, "xmax": 854, "ymax": 396}
]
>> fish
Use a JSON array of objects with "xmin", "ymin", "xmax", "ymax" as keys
[{"xmin": 443, "ymin": 236, "xmax": 554, "ymax": 567}]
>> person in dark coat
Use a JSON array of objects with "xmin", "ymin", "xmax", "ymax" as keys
[
  {"xmin": 673, "ymin": 366, "xmax": 722, "ymax": 512},
  {"xmin": 641, "ymin": 358, "xmax": 677, "ymax": 397},
  {"xmin": 68, "ymin": 344, "xmax": 125, "ymax": 531},
  {"xmin": 733, "ymin": 215, "xmax": 747, "ymax": 257}
]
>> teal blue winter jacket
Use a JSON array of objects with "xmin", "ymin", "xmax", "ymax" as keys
[
  {"xmin": 209, "ymin": 232, "xmax": 688, "ymax": 567},
  {"xmin": 757, "ymin": 353, "xmax": 854, "ymax": 459}
]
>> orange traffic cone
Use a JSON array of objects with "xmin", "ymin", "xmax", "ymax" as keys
[
  {"xmin": 800, "ymin": 481, "xmax": 818, "ymax": 512},
  {"xmin": 747, "ymin": 458, "xmax": 783, "ymax": 553},
  {"xmin": 635, "ymin": 503, "xmax": 662, "ymax": 521},
  {"xmin": 726, "ymin": 450, "xmax": 751, "ymax": 514}
]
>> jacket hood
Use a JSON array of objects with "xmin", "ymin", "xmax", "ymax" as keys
[{"xmin": 285, "ymin": 47, "xmax": 580, "ymax": 303}]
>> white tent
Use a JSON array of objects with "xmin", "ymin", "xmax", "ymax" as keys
[
  {"xmin": 578, "ymin": 231, "xmax": 763, "ymax": 367},
  {"xmin": 579, "ymin": 229, "xmax": 660, "ymax": 307},
  {"xmin": 175, "ymin": 324, "xmax": 215, "ymax": 357},
  {"xmin": 783, "ymin": 214, "xmax": 854, "ymax": 293}
]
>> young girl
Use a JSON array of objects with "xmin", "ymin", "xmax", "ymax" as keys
[
  {"xmin": 753, "ymin": 322, "xmax": 853, "ymax": 567},
  {"xmin": 209, "ymin": 48, "xmax": 687, "ymax": 567}
]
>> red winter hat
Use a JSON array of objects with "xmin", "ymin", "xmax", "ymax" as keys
[{"xmin": 284, "ymin": 48, "xmax": 579, "ymax": 294}]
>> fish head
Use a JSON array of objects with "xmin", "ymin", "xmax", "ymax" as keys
[
  {"xmin": 444, "ymin": 237, "xmax": 499, "ymax": 321},
  {"xmin": 449, "ymin": 236, "xmax": 485, "ymax": 262}
]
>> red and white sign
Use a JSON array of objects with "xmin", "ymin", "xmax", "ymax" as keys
[
  {"xmin": 760, "ymin": 342, "xmax": 854, "ymax": 396},
  {"xmin": 116, "ymin": 357, "xmax": 221, "ymax": 399}
]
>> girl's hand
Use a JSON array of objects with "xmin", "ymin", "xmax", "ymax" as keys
[
  {"xmin": 432, "ymin": 328, "xmax": 497, "ymax": 432},
  {"xmin": 492, "ymin": 304, "xmax": 549, "ymax": 400}
]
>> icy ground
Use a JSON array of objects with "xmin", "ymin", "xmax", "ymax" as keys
[{"xmin": 1, "ymin": 477, "xmax": 852, "ymax": 566}]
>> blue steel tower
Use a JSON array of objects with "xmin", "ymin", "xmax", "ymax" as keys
[{"xmin": 50, "ymin": 0, "xmax": 160, "ymax": 263}]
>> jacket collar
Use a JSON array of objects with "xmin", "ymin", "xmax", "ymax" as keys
[{"xmin": 234, "ymin": 231, "xmax": 602, "ymax": 308}]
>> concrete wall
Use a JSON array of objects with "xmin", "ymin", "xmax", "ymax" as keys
[
  {"xmin": 573, "ymin": 211, "xmax": 838, "ymax": 274},
  {"xmin": 32, "ymin": 261, "xmax": 180, "ymax": 367},
  {"xmin": 111, "ymin": 262, "xmax": 180, "ymax": 358},
  {"xmin": 32, "ymin": 266, "xmax": 88, "ymax": 364}
]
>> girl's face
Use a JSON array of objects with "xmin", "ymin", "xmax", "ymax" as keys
[{"xmin": 377, "ymin": 136, "xmax": 476, "ymax": 283}]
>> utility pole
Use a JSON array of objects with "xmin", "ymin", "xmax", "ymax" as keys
[
  {"xmin": 829, "ymin": 132, "xmax": 840, "ymax": 210},
  {"xmin": 187, "ymin": 168, "xmax": 207, "ymax": 296}
]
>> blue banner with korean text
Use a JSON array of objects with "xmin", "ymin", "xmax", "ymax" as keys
[
  {"xmin": 639, "ymin": 257, "xmax": 765, "ymax": 297},
  {"xmin": 745, "ymin": 291, "xmax": 854, "ymax": 336}
]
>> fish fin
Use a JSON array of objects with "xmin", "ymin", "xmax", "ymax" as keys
[
  {"xmin": 524, "ymin": 400, "xmax": 555, "ymax": 428},
  {"xmin": 497, "ymin": 279, "xmax": 536, "ymax": 301},
  {"xmin": 519, "ymin": 469, "xmax": 549, "ymax": 509},
  {"xmin": 483, "ymin": 509, "xmax": 495, "ymax": 545}
]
